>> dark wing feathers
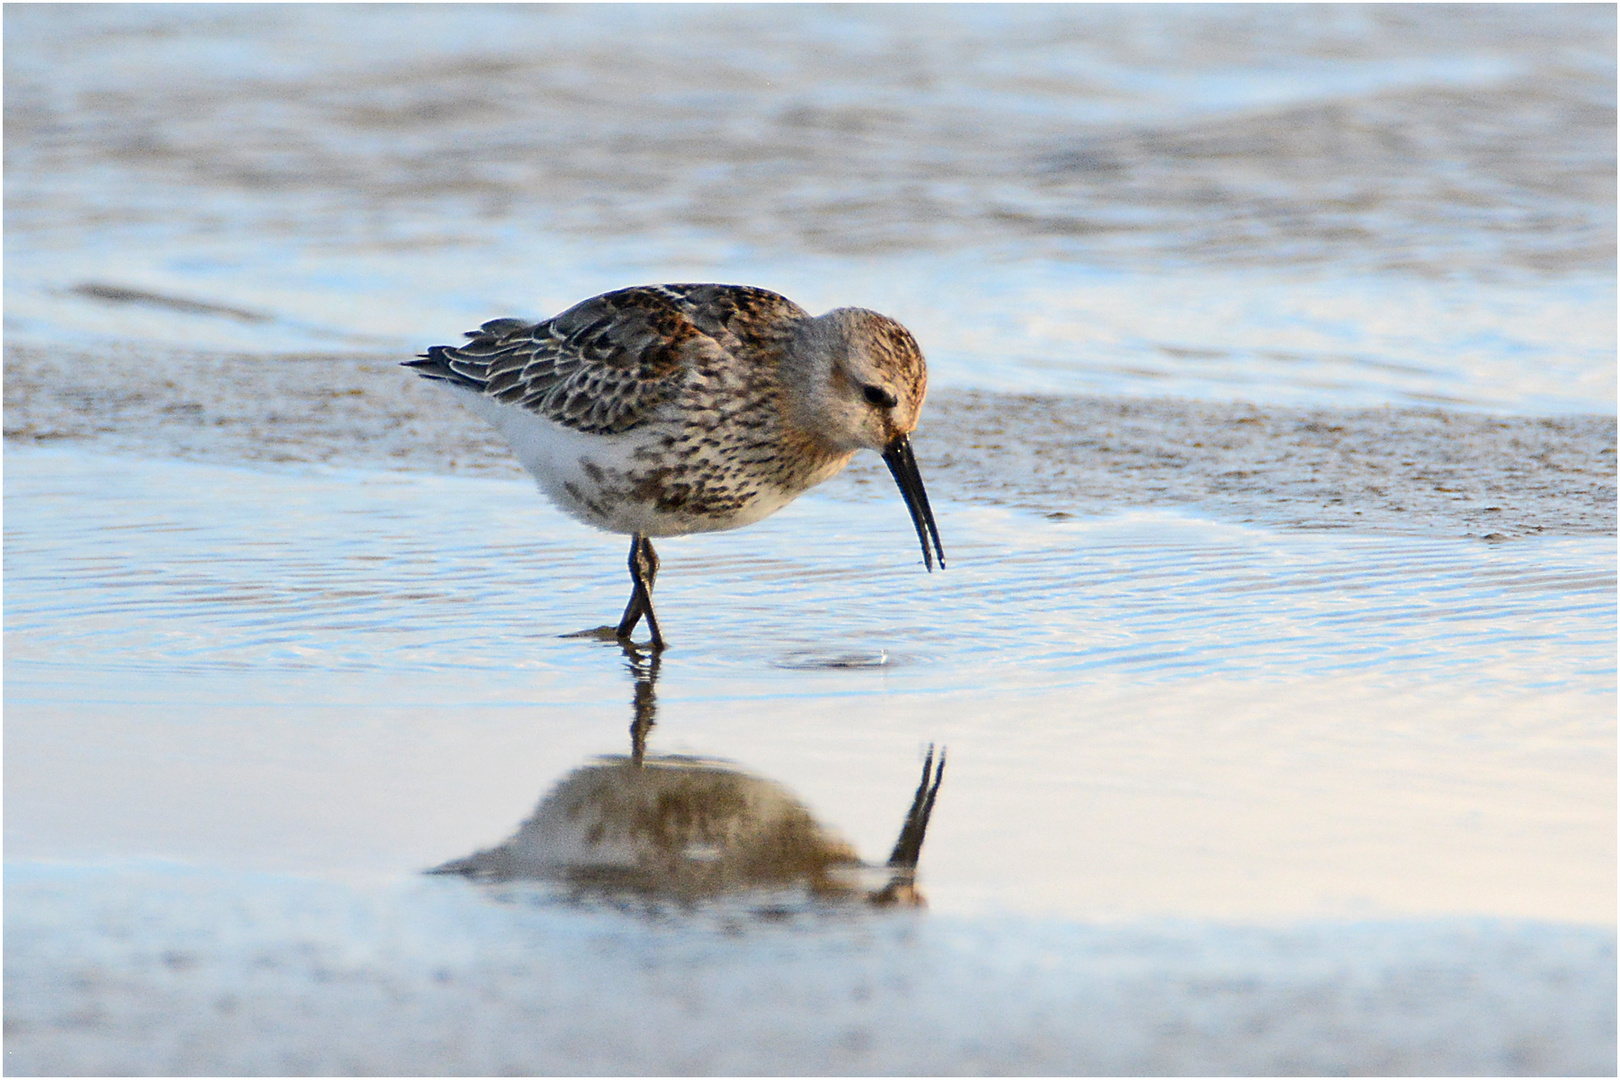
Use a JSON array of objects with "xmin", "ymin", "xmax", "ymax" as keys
[
  {"xmin": 470, "ymin": 317, "xmax": 531, "ymax": 338},
  {"xmin": 406, "ymin": 284, "xmax": 807, "ymax": 435}
]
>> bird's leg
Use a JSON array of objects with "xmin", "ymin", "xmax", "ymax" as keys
[
  {"xmin": 615, "ymin": 535, "xmax": 665, "ymax": 651},
  {"xmin": 637, "ymin": 538, "xmax": 665, "ymax": 649},
  {"xmin": 615, "ymin": 536, "xmax": 649, "ymax": 638}
]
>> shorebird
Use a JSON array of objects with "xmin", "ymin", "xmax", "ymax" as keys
[{"xmin": 406, "ymin": 283, "xmax": 945, "ymax": 650}]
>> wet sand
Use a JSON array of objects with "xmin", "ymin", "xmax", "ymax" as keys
[
  {"xmin": 6, "ymin": 342, "xmax": 1613, "ymax": 540},
  {"xmin": 8, "ymin": 862, "xmax": 1613, "ymax": 1076}
]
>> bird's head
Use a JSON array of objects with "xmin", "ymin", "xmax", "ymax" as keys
[
  {"xmin": 788, "ymin": 308, "xmax": 945, "ymax": 571},
  {"xmin": 790, "ymin": 307, "xmax": 929, "ymax": 454}
]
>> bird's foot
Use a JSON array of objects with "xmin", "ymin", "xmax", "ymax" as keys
[
  {"xmin": 560, "ymin": 625, "xmax": 626, "ymax": 642},
  {"xmin": 560, "ymin": 624, "xmax": 667, "ymax": 653}
]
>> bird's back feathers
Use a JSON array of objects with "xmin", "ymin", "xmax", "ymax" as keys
[{"xmin": 406, "ymin": 284, "xmax": 809, "ymax": 435}]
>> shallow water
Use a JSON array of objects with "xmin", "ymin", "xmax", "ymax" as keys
[
  {"xmin": 5, "ymin": 445, "xmax": 1615, "ymax": 1071},
  {"xmin": 6, "ymin": 446, "xmax": 1612, "ymax": 919},
  {"xmin": 4, "ymin": 4, "xmax": 1616, "ymax": 1074},
  {"xmin": 5, "ymin": 448, "xmax": 1614, "ymax": 694}
]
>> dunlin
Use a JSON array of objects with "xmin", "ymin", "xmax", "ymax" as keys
[{"xmin": 406, "ymin": 283, "xmax": 945, "ymax": 649}]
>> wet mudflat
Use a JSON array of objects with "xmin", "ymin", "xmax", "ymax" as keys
[{"xmin": 5, "ymin": 4, "xmax": 1615, "ymax": 1075}]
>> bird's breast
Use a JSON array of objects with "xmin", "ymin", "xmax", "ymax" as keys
[
  {"xmin": 454, "ymin": 383, "xmax": 852, "ymax": 538},
  {"xmin": 564, "ymin": 430, "xmax": 851, "ymax": 537}
]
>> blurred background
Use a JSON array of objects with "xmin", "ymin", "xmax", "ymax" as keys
[{"xmin": 5, "ymin": 3, "xmax": 1614, "ymax": 409}]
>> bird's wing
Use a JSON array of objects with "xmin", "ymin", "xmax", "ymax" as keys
[{"xmin": 408, "ymin": 284, "xmax": 808, "ymax": 435}]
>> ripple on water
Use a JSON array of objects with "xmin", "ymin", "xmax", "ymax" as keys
[{"xmin": 3, "ymin": 447, "xmax": 1613, "ymax": 697}]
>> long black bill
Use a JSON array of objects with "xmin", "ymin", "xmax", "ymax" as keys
[{"xmin": 882, "ymin": 434, "xmax": 946, "ymax": 572}]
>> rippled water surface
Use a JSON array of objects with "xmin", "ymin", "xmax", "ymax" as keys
[
  {"xmin": 4, "ymin": 5, "xmax": 1615, "ymax": 1074},
  {"xmin": 6, "ymin": 449, "xmax": 1614, "ymax": 692},
  {"xmin": 7, "ymin": 447, "xmax": 1612, "ymax": 915}
]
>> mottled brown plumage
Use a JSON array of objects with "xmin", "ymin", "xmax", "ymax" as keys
[
  {"xmin": 406, "ymin": 283, "xmax": 944, "ymax": 649},
  {"xmin": 419, "ymin": 285, "xmax": 808, "ymax": 435}
]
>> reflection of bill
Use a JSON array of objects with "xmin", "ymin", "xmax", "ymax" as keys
[{"xmin": 432, "ymin": 747, "xmax": 945, "ymax": 908}]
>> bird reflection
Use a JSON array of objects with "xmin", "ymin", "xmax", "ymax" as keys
[
  {"xmin": 627, "ymin": 642, "xmax": 658, "ymax": 765},
  {"xmin": 433, "ymin": 642, "xmax": 944, "ymax": 908}
]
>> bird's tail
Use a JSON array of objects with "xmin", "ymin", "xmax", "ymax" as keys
[{"xmin": 402, "ymin": 317, "xmax": 536, "ymax": 390}]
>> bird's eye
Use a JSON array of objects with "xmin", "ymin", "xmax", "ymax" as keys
[{"xmin": 863, "ymin": 384, "xmax": 898, "ymax": 409}]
